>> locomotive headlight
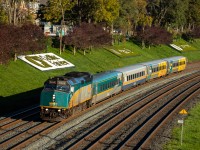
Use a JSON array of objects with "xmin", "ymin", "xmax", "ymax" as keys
[
  {"xmin": 52, "ymin": 94, "xmax": 56, "ymax": 102},
  {"xmin": 45, "ymin": 108, "xmax": 48, "ymax": 111}
]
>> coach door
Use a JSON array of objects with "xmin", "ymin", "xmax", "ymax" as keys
[
  {"xmin": 147, "ymin": 65, "xmax": 152, "ymax": 80},
  {"xmin": 168, "ymin": 61, "xmax": 173, "ymax": 73}
]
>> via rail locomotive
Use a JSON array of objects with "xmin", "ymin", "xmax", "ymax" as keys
[{"xmin": 40, "ymin": 56, "xmax": 187, "ymax": 121}]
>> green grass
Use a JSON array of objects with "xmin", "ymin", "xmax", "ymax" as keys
[
  {"xmin": 1, "ymin": 41, "xmax": 200, "ymax": 97},
  {"xmin": 106, "ymin": 42, "xmax": 140, "ymax": 58},
  {"xmin": 173, "ymin": 39, "xmax": 199, "ymax": 51},
  {"xmin": 164, "ymin": 102, "xmax": 200, "ymax": 150}
]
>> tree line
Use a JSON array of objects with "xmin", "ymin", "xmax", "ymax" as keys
[
  {"xmin": 1, "ymin": 0, "xmax": 200, "ymax": 32},
  {"xmin": 1, "ymin": 0, "xmax": 200, "ymax": 65},
  {"xmin": 41, "ymin": 0, "xmax": 200, "ymax": 33}
]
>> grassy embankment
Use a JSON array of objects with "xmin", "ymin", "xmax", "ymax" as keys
[
  {"xmin": 0, "ymin": 39, "xmax": 200, "ymax": 114},
  {"xmin": 164, "ymin": 101, "xmax": 200, "ymax": 150}
]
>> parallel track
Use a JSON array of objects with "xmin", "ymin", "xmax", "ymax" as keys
[
  {"xmin": 0, "ymin": 62, "xmax": 200, "ymax": 149},
  {"xmin": 65, "ymin": 73, "xmax": 200, "ymax": 150}
]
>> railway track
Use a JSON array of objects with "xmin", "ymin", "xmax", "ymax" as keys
[
  {"xmin": 64, "ymin": 72, "xmax": 200, "ymax": 150},
  {"xmin": 0, "ymin": 62, "xmax": 199, "ymax": 149}
]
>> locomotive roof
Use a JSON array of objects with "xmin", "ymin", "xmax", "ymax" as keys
[
  {"xmin": 93, "ymin": 71, "xmax": 121, "ymax": 83},
  {"xmin": 51, "ymin": 71, "xmax": 93, "ymax": 85},
  {"xmin": 114, "ymin": 64, "xmax": 146, "ymax": 73}
]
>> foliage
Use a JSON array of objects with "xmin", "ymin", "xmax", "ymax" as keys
[
  {"xmin": 188, "ymin": 0, "xmax": 200, "ymax": 26},
  {"xmin": 182, "ymin": 26, "xmax": 200, "ymax": 42},
  {"xmin": 189, "ymin": 26, "xmax": 200, "ymax": 39},
  {"xmin": 114, "ymin": 0, "xmax": 138, "ymax": 35},
  {"xmin": 0, "ymin": 4, "xmax": 8, "ymax": 24},
  {"xmin": 0, "ymin": 24, "xmax": 14, "ymax": 64},
  {"xmin": 137, "ymin": 26, "xmax": 173, "ymax": 48},
  {"xmin": 63, "ymin": 22, "xmax": 112, "ymax": 54},
  {"xmin": 0, "ymin": 23, "xmax": 46, "ymax": 64},
  {"xmin": 44, "ymin": 0, "xmax": 76, "ymax": 23},
  {"xmin": 94, "ymin": 0, "xmax": 119, "ymax": 24},
  {"xmin": 65, "ymin": 0, "xmax": 99, "ymax": 24}
]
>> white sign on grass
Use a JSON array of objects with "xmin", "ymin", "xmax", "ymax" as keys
[{"xmin": 18, "ymin": 53, "xmax": 75, "ymax": 71}]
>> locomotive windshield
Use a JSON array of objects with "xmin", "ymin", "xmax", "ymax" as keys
[{"xmin": 44, "ymin": 79, "xmax": 70, "ymax": 92}]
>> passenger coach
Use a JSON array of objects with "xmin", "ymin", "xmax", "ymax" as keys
[
  {"xmin": 141, "ymin": 59, "xmax": 168, "ymax": 80},
  {"xmin": 115, "ymin": 64, "xmax": 147, "ymax": 90},
  {"xmin": 91, "ymin": 71, "xmax": 122, "ymax": 104},
  {"xmin": 162, "ymin": 56, "xmax": 187, "ymax": 74}
]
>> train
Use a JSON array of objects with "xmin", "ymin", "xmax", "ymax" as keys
[{"xmin": 40, "ymin": 56, "xmax": 187, "ymax": 121}]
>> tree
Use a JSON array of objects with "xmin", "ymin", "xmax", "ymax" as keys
[
  {"xmin": 94, "ymin": 0, "xmax": 119, "ymax": 44},
  {"xmin": 44, "ymin": 0, "xmax": 76, "ymax": 54},
  {"xmin": 183, "ymin": 26, "xmax": 200, "ymax": 42},
  {"xmin": 0, "ymin": 24, "xmax": 13, "ymax": 64},
  {"xmin": 0, "ymin": 2, "xmax": 8, "ymax": 24},
  {"xmin": 137, "ymin": 26, "xmax": 173, "ymax": 48},
  {"xmin": 0, "ymin": 23, "xmax": 46, "ymax": 64},
  {"xmin": 114, "ymin": 0, "xmax": 138, "ymax": 35},
  {"xmin": 63, "ymin": 22, "xmax": 112, "ymax": 55},
  {"xmin": 65, "ymin": 0, "xmax": 99, "ymax": 24},
  {"xmin": 1, "ymin": 0, "xmax": 34, "ymax": 25},
  {"xmin": 187, "ymin": 0, "xmax": 200, "ymax": 29},
  {"xmin": 163, "ymin": 0, "xmax": 189, "ymax": 31}
]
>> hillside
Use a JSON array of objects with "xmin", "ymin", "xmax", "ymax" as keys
[{"xmin": 0, "ymin": 40, "xmax": 200, "ymax": 114}]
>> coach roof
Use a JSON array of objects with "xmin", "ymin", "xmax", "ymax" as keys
[
  {"xmin": 114, "ymin": 64, "xmax": 146, "ymax": 73},
  {"xmin": 93, "ymin": 71, "xmax": 121, "ymax": 83}
]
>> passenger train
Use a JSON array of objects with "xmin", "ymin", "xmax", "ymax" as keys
[{"xmin": 40, "ymin": 56, "xmax": 187, "ymax": 121}]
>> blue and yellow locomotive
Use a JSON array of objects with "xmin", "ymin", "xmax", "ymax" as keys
[{"xmin": 40, "ymin": 56, "xmax": 187, "ymax": 121}]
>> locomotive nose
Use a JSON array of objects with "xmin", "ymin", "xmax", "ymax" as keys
[{"xmin": 40, "ymin": 90, "xmax": 70, "ymax": 108}]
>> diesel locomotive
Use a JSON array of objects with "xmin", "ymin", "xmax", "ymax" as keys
[{"xmin": 40, "ymin": 56, "xmax": 187, "ymax": 121}]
